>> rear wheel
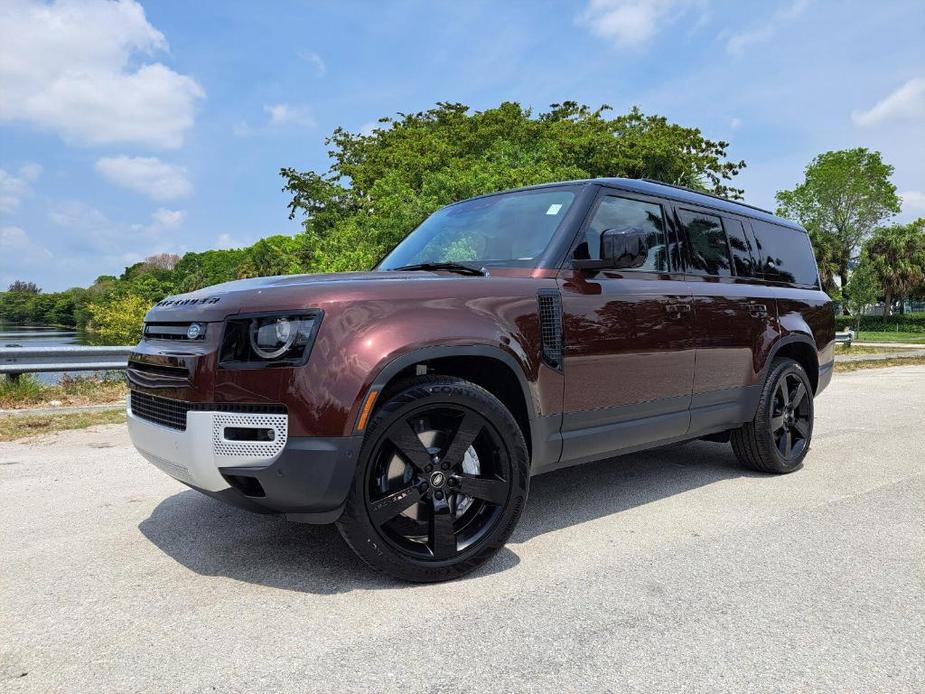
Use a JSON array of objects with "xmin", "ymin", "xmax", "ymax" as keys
[
  {"xmin": 336, "ymin": 376, "xmax": 529, "ymax": 582},
  {"xmin": 731, "ymin": 357, "xmax": 814, "ymax": 474}
]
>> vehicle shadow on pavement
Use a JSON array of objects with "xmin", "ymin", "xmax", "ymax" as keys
[{"xmin": 138, "ymin": 440, "xmax": 756, "ymax": 593}]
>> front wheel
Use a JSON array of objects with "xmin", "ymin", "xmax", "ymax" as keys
[
  {"xmin": 731, "ymin": 357, "xmax": 814, "ymax": 474},
  {"xmin": 336, "ymin": 376, "xmax": 529, "ymax": 582}
]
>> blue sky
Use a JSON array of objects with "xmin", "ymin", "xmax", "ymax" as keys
[{"xmin": 1, "ymin": 0, "xmax": 923, "ymax": 291}]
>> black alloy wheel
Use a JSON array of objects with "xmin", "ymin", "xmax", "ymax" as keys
[
  {"xmin": 731, "ymin": 357, "xmax": 814, "ymax": 474},
  {"xmin": 769, "ymin": 370, "xmax": 811, "ymax": 461},
  {"xmin": 366, "ymin": 404, "xmax": 510, "ymax": 561},
  {"xmin": 337, "ymin": 376, "xmax": 529, "ymax": 582}
]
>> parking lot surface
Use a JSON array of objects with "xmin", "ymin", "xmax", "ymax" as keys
[{"xmin": 2, "ymin": 366, "xmax": 924, "ymax": 693}]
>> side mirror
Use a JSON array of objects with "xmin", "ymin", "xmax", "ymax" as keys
[{"xmin": 573, "ymin": 227, "xmax": 649, "ymax": 271}]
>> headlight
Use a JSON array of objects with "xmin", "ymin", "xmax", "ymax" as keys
[
  {"xmin": 250, "ymin": 317, "xmax": 297, "ymax": 359},
  {"xmin": 220, "ymin": 312, "xmax": 321, "ymax": 367}
]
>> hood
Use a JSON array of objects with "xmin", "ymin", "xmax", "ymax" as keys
[{"xmin": 144, "ymin": 270, "xmax": 456, "ymax": 322}]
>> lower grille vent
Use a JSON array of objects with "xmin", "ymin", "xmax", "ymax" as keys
[
  {"xmin": 130, "ymin": 391, "xmax": 189, "ymax": 430},
  {"xmin": 129, "ymin": 391, "xmax": 286, "ymax": 432},
  {"xmin": 537, "ymin": 289, "xmax": 563, "ymax": 370}
]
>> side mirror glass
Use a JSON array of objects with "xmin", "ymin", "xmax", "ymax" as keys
[{"xmin": 573, "ymin": 227, "xmax": 649, "ymax": 270}]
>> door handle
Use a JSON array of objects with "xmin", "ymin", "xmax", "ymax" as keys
[
  {"xmin": 665, "ymin": 303, "xmax": 691, "ymax": 318},
  {"xmin": 747, "ymin": 303, "xmax": 768, "ymax": 318}
]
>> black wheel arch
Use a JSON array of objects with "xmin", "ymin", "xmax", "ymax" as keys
[
  {"xmin": 763, "ymin": 334, "xmax": 820, "ymax": 394},
  {"xmin": 361, "ymin": 345, "xmax": 551, "ymax": 466}
]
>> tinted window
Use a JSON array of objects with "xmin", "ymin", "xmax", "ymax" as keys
[
  {"xmin": 578, "ymin": 195, "xmax": 668, "ymax": 272},
  {"xmin": 751, "ymin": 221, "xmax": 819, "ymax": 287},
  {"xmin": 679, "ymin": 209, "xmax": 732, "ymax": 276},
  {"xmin": 723, "ymin": 218, "xmax": 758, "ymax": 277}
]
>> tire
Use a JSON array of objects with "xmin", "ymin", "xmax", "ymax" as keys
[
  {"xmin": 730, "ymin": 357, "xmax": 814, "ymax": 474},
  {"xmin": 336, "ymin": 376, "xmax": 529, "ymax": 582}
]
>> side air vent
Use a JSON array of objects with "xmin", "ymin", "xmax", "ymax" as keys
[{"xmin": 537, "ymin": 289, "xmax": 563, "ymax": 370}]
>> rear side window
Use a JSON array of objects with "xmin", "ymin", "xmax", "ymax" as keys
[
  {"xmin": 578, "ymin": 195, "xmax": 668, "ymax": 272},
  {"xmin": 678, "ymin": 209, "xmax": 732, "ymax": 276},
  {"xmin": 751, "ymin": 221, "xmax": 819, "ymax": 287},
  {"xmin": 723, "ymin": 218, "xmax": 758, "ymax": 277}
]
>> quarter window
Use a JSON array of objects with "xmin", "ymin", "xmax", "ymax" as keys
[
  {"xmin": 678, "ymin": 209, "xmax": 732, "ymax": 276},
  {"xmin": 578, "ymin": 195, "xmax": 668, "ymax": 272},
  {"xmin": 751, "ymin": 220, "xmax": 819, "ymax": 287}
]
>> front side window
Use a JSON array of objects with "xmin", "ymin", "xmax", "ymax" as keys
[
  {"xmin": 577, "ymin": 195, "xmax": 668, "ymax": 272},
  {"xmin": 679, "ymin": 209, "xmax": 732, "ymax": 276},
  {"xmin": 378, "ymin": 188, "xmax": 577, "ymax": 270}
]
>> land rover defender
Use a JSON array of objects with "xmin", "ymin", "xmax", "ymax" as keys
[{"xmin": 127, "ymin": 178, "xmax": 834, "ymax": 582}]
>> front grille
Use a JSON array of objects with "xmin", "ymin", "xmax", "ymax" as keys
[
  {"xmin": 129, "ymin": 391, "xmax": 286, "ymax": 431},
  {"xmin": 143, "ymin": 322, "xmax": 205, "ymax": 341}
]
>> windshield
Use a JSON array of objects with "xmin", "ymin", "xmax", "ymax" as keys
[{"xmin": 378, "ymin": 187, "xmax": 578, "ymax": 270}]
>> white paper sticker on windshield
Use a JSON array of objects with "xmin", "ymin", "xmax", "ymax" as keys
[{"xmin": 546, "ymin": 204, "xmax": 563, "ymax": 215}]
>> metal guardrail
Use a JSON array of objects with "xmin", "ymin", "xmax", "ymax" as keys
[
  {"xmin": 0, "ymin": 345, "xmax": 133, "ymax": 379},
  {"xmin": 835, "ymin": 331, "xmax": 854, "ymax": 346}
]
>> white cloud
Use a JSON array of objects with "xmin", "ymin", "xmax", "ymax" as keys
[
  {"xmin": 216, "ymin": 233, "xmax": 244, "ymax": 249},
  {"xmin": 0, "ymin": 225, "xmax": 53, "ymax": 265},
  {"xmin": 726, "ymin": 0, "xmax": 811, "ymax": 55},
  {"xmin": 18, "ymin": 163, "xmax": 42, "ymax": 182},
  {"xmin": 151, "ymin": 208, "xmax": 186, "ymax": 227},
  {"xmin": 95, "ymin": 156, "xmax": 192, "ymax": 200},
  {"xmin": 576, "ymin": 0, "xmax": 694, "ymax": 48},
  {"xmin": 900, "ymin": 191, "xmax": 925, "ymax": 212},
  {"xmin": 0, "ymin": 163, "xmax": 42, "ymax": 212},
  {"xmin": 0, "ymin": 0, "xmax": 204, "ymax": 148},
  {"xmin": 298, "ymin": 50, "xmax": 327, "ymax": 76},
  {"xmin": 264, "ymin": 104, "xmax": 316, "ymax": 128},
  {"xmin": 852, "ymin": 77, "xmax": 925, "ymax": 127}
]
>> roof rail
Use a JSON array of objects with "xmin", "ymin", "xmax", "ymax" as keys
[{"xmin": 639, "ymin": 178, "xmax": 775, "ymax": 216}]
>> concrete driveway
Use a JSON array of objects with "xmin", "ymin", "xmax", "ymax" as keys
[{"xmin": 2, "ymin": 366, "xmax": 923, "ymax": 692}]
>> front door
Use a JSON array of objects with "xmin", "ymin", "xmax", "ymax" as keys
[{"xmin": 557, "ymin": 189, "xmax": 695, "ymax": 467}]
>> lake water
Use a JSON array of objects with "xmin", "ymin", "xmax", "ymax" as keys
[
  {"xmin": 0, "ymin": 323, "xmax": 93, "ymax": 348},
  {"xmin": 0, "ymin": 323, "xmax": 105, "ymax": 384}
]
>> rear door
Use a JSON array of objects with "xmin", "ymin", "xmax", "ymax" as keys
[
  {"xmin": 673, "ymin": 205, "xmax": 778, "ymax": 432},
  {"xmin": 557, "ymin": 188, "xmax": 694, "ymax": 466}
]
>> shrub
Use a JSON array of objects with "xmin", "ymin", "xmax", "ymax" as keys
[
  {"xmin": 835, "ymin": 312, "xmax": 925, "ymax": 332},
  {"xmin": 85, "ymin": 294, "xmax": 149, "ymax": 344}
]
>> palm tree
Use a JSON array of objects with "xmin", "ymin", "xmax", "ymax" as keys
[
  {"xmin": 864, "ymin": 219, "xmax": 925, "ymax": 316},
  {"xmin": 808, "ymin": 228, "xmax": 841, "ymax": 294}
]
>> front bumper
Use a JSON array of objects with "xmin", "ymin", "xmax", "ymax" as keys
[{"xmin": 127, "ymin": 397, "xmax": 362, "ymax": 523}]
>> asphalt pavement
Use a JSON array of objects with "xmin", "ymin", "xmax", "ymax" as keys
[{"xmin": 2, "ymin": 366, "xmax": 923, "ymax": 693}]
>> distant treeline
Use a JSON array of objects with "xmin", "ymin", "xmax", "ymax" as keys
[{"xmin": 0, "ymin": 234, "xmax": 307, "ymax": 342}]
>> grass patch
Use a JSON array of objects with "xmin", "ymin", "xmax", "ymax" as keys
[
  {"xmin": 835, "ymin": 356, "xmax": 925, "ymax": 373},
  {"xmin": 0, "ymin": 409, "xmax": 126, "ymax": 442},
  {"xmin": 833, "ymin": 344, "xmax": 911, "ymax": 356},
  {"xmin": 850, "ymin": 331, "xmax": 925, "ymax": 344},
  {"xmin": 0, "ymin": 373, "xmax": 127, "ymax": 410}
]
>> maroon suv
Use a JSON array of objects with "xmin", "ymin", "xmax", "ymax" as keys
[{"xmin": 127, "ymin": 178, "xmax": 834, "ymax": 582}]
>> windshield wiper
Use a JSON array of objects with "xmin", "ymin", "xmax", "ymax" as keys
[{"xmin": 390, "ymin": 262, "xmax": 486, "ymax": 276}]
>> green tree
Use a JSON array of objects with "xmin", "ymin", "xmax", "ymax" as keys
[
  {"xmin": 841, "ymin": 258, "xmax": 879, "ymax": 323},
  {"xmin": 775, "ymin": 148, "xmax": 900, "ymax": 290},
  {"xmin": 7, "ymin": 280, "xmax": 40, "ymax": 294},
  {"xmin": 238, "ymin": 235, "xmax": 307, "ymax": 278},
  {"xmin": 86, "ymin": 294, "xmax": 150, "ymax": 344},
  {"xmin": 281, "ymin": 101, "xmax": 747, "ymax": 271},
  {"xmin": 863, "ymin": 219, "xmax": 925, "ymax": 315}
]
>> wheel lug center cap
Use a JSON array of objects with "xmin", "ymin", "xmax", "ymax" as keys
[{"xmin": 430, "ymin": 471, "xmax": 447, "ymax": 488}]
